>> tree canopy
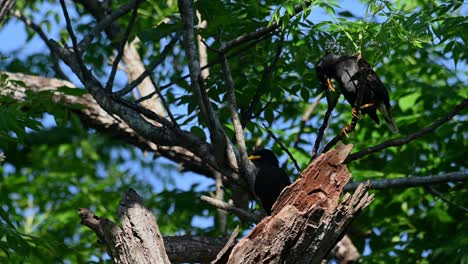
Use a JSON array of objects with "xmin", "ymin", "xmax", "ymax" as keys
[{"xmin": 0, "ymin": 0, "xmax": 467, "ymax": 263}]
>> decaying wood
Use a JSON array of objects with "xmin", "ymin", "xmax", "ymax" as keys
[
  {"xmin": 79, "ymin": 189, "xmax": 170, "ymax": 264},
  {"xmin": 226, "ymin": 143, "xmax": 374, "ymax": 264}
]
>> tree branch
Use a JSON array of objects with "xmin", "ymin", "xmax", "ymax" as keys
[
  {"xmin": 178, "ymin": 0, "xmax": 232, "ymax": 168},
  {"xmin": 311, "ymin": 93, "xmax": 338, "ymax": 161},
  {"xmin": 2, "ymin": 72, "xmax": 214, "ymax": 177},
  {"xmin": 345, "ymin": 98, "xmax": 468, "ymax": 163},
  {"xmin": 77, "ymin": 0, "xmax": 143, "ymax": 49},
  {"xmin": 76, "ymin": 0, "xmax": 166, "ymax": 115},
  {"xmin": 220, "ymin": 50, "xmax": 255, "ymax": 183},
  {"xmin": 241, "ymin": 35, "xmax": 284, "ymax": 128},
  {"xmin": 12, "ymin": 10, "xmax": 69, "ymax": 80},
  {"xmin": 219, "ymin": 1, "xmax": 310, "ymax": 53},
  {"xmin": 344, "ymin": 171, "xmax": 468, "ymax": 191},
  {"xmin": 115, "ymin": 35, "xmax": 180, "ymax": 98},
  {"xmin": 262, "ymin": 123, "xmax": 301, "ymax": 173},
  {"xmin": 293, "ymin": 92, "xmax": 323, "ymax": 148},
  {"xmin": 425, "ymin": 185, "xmax": 468, "ymax": 213},
  {"xmin": 105, "ymin": 3, "xmax": 139, "ymax": 91},
  {"xmin": 79, "ymin": 189, "xmax": 171, "ymax": 263},
  {"xmin": 200, "ymin": 195, "xmax": 262, "ymax": 223}
]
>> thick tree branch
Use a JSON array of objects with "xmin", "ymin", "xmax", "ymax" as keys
[
  {"xmin": 79, "ymin": 189, "xmax": 171, "ymax": 264},
  {"xmin": 2, "ymin": 72, "xmax": 213, "ymax": 177},
  {"xmin": 344, "ymin": 171, "xmax": 468, "ymax": 191},
  {"xmin": 346, "ymin": 98, "xmax": 468, "ymax": 162}
]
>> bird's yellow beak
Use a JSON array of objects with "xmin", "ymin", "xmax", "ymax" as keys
[
  {"xmin": 248, "ymin": 155, "xmax": 261, "ymax": 161},
  {"xmin": 326, "ymin": 78, "xmax": 335, "ymax": 92}
]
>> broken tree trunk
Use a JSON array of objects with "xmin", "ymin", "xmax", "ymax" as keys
[
  {"xmin": 225, "ymin": 143, "xmax": 374, "ymax": 264},
  {"xmin": 79, "ymin": 189, "xmax": 171, "ymax": 264}
]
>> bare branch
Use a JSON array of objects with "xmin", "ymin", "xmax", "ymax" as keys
[
  {"xmin": 115, "ymin": 35, "xmax": 180, "ymax": 98},
  {"xmin": 345, "ymin": 98, "xmax": 468, "ymax": 163},
  {"xmin": 425, "ymin": 186, "xmax": 468, "ymax": 213},
  {"xmin": 344, "ymin": 171, "xmax": 468, "ymax": 191},
  {"xmin": 311, "ymin": 93, "xmax": 338, "ymax": 161},
  {"xmin": 262, "ymin": 123, "xmax": 301, "ymax": 173},
  {"xmin": 13, "ymin": 11, "xmax": 69, "ymax": 80},
  {"xmin": 242, "ymin": 36, "xmax": 284, "ymax": 128},
  {"xmin": 105, "ymin": 4, "xmax": 139, "ymax": 91},
  {"xmin": 59, "ymin": 0, "xmax": 90, "ymax": 82},
  {"xmin": 293, "ymin": 92, "xmax": 323, "ymax": 148},
  {"xmin": 200, "ymin": 195, "xmax": 262, "ymax": 223},
  {"xmin": 219, "ymin": 2, "xmax": 310, "ymax": 53},
  {"xmin": 220, "ymin": 50, "xmax": 254, "ymax": 180},
  {"xmin": 0, "ymin": 0, "xmax": 15, "ymax": 24},
  {"xmin": 78, "ymin": 0, "xmax": 143, "ymax": 49},
  {"xmin": 159, "ymin": 29, "xmax": 276, "ymax": 91},
  {"xmin": 178, "ymin": 0, "xmax": 231, "ymax": 167},
  {"xmin": 3, "ymin": 72, "xmax": 214, "ymax": 177}
]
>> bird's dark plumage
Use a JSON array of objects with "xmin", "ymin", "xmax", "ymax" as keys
[
  {"xmin": 316, "ymin": 53, "xmax": 398, "ymax": 133},
  {"xmin": 248, "ymin": 149, "xmax": 291, "ymax": 215}
]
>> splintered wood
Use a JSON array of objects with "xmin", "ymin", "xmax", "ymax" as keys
[{"xmin": 225, "ymin": 143, "xmax": 374, "ymax": 264}]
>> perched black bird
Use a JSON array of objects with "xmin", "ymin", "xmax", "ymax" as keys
[
  {"xmin": 248, "ymin": 149, "xmax": 291, "ymax": 215},
  {"xmin": 316, "ymin": 53, "xmax": 398, "ymax": 133}
]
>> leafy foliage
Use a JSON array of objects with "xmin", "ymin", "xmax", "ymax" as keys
[{"xmin": 0, "ymin": 0, "xmax": 467, "ymax": 263}]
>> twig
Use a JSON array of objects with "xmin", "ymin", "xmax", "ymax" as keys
[
  {"xmin": 343, "ymin": 171, "xmax": 468, "ymax": 191},
  {"xmin": 117, "ymin": 35, "xmax": 180, "ymax": 98},
  {"xmin": 310, "ymin": 93, "xmax": 338, "ymax": 160},
  {"xmin": 200, "ymin": 195, "xmax": 262, "ymax": 223},
  {"xmin": 425, "ymin": 185, "xmax": 468, "ymax": 213},
  {"xmin": 79, "ymin": 0, "xmax": 143, "ymax": 49},
  {"xmin": 293, "ymin": 92, "xmax": 323, "ymax": 148},
  {"xmin": 220, "ymin": 50, "xmax": 251, "ymax": 175},
  {"xmin": 148, "ymin": 76, "xmax": 179, "ymax": 128},
  {"xmin": 105, "ymin": 4, "xmax": 139, "ymax": 91},
  {"xmin": 262, "ymin": 123, "xmax": 301, "ymax": 173},
  {"xmin": 178, "ymin": 0, "xmax": 229, "ymax": 165},
  {"xmin": 159, "ymin": 30, "xmax": 276, "ymax": 91},
  {"xmin": 59, "ymin": 0, "xmax": 90, "ymax": 81},
  {"xmin": 241, "ymin": 35, "xmax": 284, "ymax": 128},
  {"xmin": 345, "ymin": 98, "xmax": 468, "ymax": 163},
  {"xmin": 13, "ymin": 11, "xmax": 69, "ymax": 81},
  {"xmin": 219, "ymin": 2, "xmax": 311, "ymax": 53}
]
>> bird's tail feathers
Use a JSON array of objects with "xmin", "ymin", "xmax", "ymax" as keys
[{"xmin": 378, "ymin": 103, "xmax": 399, "ymax": 133}]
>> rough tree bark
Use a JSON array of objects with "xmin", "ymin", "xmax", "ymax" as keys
[
  {"xmin": 79, "ymin": 189, "xmax": 170, "ymax": 264},
  {"xmin": 222, "ymin": 143, "xmax": 373, "ymax": 264},
  {"xmin": 80, "ymin": 143, "xmax": 372, "ymax": 263}
]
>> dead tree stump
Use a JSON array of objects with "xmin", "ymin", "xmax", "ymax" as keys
[{"xmin": 225, "ymin": 143, "xmax": 374, "ymax": 264}]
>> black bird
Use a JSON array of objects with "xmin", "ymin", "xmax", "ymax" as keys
[
  {"xmin": 248, "ymin": 149, "xmax": 291, "ymax": 215},
  {"xmin": 316, "ymin": 53, "xmax": 398, "ymax": 133}
]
